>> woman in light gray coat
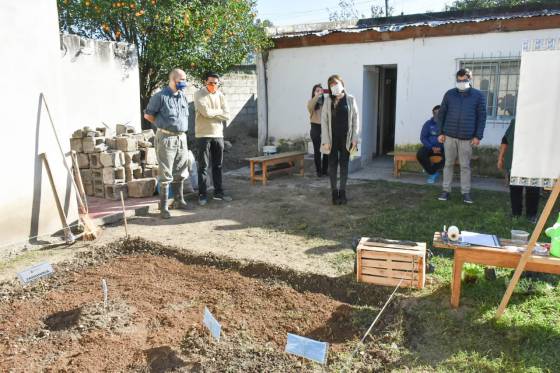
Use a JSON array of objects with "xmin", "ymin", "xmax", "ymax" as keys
[{"xmin": 321, "ymin": 74, "xmax": 359, "ymax": 205}]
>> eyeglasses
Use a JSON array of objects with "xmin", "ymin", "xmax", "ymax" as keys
[{"xmin": 207, "ymin": 82, "xmax": 219, "ymax": 86}]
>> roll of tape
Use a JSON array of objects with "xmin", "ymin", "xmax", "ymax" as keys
[{"xmin": 448, "ymin": 226, "xmax": 460, "ymax": 241}]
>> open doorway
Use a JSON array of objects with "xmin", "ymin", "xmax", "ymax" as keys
[{"xmin": 361, "ymin": 65, "xmax": 397, "ymax": 161}]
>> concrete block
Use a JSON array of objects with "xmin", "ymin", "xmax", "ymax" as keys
[
  {"xmin": 143, "ymin": 166, "xmax": 159, "ymax": 178},
  {"xmin": 72, "ymin": 129, "xmax": 84, "ymax": 138},
  {"xmin": 124, "ymin": 163, "xmax": 140, "ymax": 182},
  {"xmin": 106, "ymin": 137, "xmax": 117, "ymax": 150},
  {"xmin": 138, "ymin": 140, "xmax": 152, "ymax": 148},
  {"xmin": 116, "ymin": 137, "xmax": 137, "ymax": 152},
  {"xmin": 104, "ymin": 183, "xmax": 128, "ymax": 200},
  {"xmin": 103, "ymin": 167, "xmax": 125, "ymax": 184},
  {"xmin": 132, "ymin": 133, "xmax": 145, "ymax": 141},
  {"xmin": 69, "ymin": 139, "xmax": 83, "ymax": 154},
  {"xmin": 89, "ymin": 153, "xmax": 103, "ymax": 169},
  {"xmin": 140, "ymin": 147, "xmax": 157, "ymax": 165},
  {"xmin": 83, "ymin": 181, "xmax": 94, "ymax": 196},
  {"xmin": 133, "ymin": 167, "xmax": 143, "ymax": 179},
  {"xmin": 80, "ymin": 169, "xmax": 93, "ymax": 182},
  {"xmin": 127, "ymin": 178, "xmax": 157, "ymax": 198},
  {"xmin": 124, "ymin": 151, "xmax": 141, "ymax": 165},
  {"xmin": 93, "ymin": 179, "xmax": 105, "ymax": 198},
  {"xmin": 86, "ymin": 130, "xmax": 103, "ymax": 137},
  {"xmin": 96, "ymin": 127, "xmax": 107, "ymax": 137},
  {"xmin": 77, "ymin": 152, "xmax": 90, "ymax": 168},
  {"xmin": 142, "ymin": 129, "xmax": 155, "ymax": 142},
  {"xmin": 83, "ymin": 137, "xmax": 106, "ymax": 153},
  {"xmin": 116, "ymin": 124, "xmax": 135, "ymax": 136},
  {"xmin": 100, "ymin": 151, "xmax": 125, "ymax": 167}
]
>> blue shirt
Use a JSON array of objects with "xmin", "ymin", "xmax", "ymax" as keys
[
  {"xmin": 145, "ymin": 87, "xmax": 189, "ymax": 132},
  {"xmin": 420, "ymin": 118, "xmax": 443, "ymax": 149}
]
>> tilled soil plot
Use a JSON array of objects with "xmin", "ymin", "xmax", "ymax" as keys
[{"xmin": 0, "ymin": 239, "xmax": 402, "ymax": 372}]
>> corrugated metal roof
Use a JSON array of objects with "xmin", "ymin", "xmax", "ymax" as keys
[{"xmin": 269, "ymin": 5, "xmax": 560, "ymax": 39}]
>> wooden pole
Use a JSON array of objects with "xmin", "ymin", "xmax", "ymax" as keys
[
  {"xmin": 70, "ymin": 151, "xmax": 88, "ymax": 214},
  {"xmin": 496, "ymin": 177, "xmax": 560, "ymax": 318},
  {"xmin": 120, "ymin": 191, "xmax": 129, "ymax": 238},
  {"xmin": 40, "ymin": 153, "xmax": 74, "ymax": 243}
]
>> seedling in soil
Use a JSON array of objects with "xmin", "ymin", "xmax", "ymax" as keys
[{"xmin": 101, "ymin": 279, "xmax": 108, "ymax": 309}]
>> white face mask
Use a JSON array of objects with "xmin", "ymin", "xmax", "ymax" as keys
[
  {"xmin": 330, "ymin": 83, "xmax": 344, "ymax": 96},
  {"xmin": 456, "ymin": 81, "xmax": 470, "ymax": 91}
]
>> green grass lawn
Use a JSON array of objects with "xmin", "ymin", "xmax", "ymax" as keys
[{"xmin": 324, "ymin": 181, "xmax": 560, "ymax": 372}]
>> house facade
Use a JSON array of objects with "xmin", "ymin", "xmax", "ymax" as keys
[{"xmin": 257, "ymin": 5, "xmax": 560, "ymax": 167}]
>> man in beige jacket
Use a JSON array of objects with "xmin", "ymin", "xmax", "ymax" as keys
[{"xmin": 194, "ymin": 72, "xmax": 231, "ymax": 205}]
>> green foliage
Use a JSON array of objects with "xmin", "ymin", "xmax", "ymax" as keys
[
  {"xmin": 57, "ymin": 0, "xmax": 271, "ymax": 108},
  {"xmin": 446, "ymin": 0, "xmax": 548, "ymax": 11},
  {"xmin": 328, "ymin": 0, "xmax": 393, "ymax": 21}
]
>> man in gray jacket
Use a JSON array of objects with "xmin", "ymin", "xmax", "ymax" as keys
[{"xmin": 437, "ymin": 68, "xmax": 487, "ymax": 204}]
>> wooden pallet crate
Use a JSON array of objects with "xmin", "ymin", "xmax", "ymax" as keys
[{"xmin": 356, "ymin": 237, "xmax": 426, "ymax": 289}]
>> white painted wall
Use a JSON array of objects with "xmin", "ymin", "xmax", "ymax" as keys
[
  {"xmin": 263, "ymin": 28, "xmax": 560, "ymax": 157},
  {"xmin": 0, "ymin": 2, "xmax": 140, "ymax": 247},
  {"xmin": 60, "ymin": 34, "xmax": 141, "ymax": 131}
]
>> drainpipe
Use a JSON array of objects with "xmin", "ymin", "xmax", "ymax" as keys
[{"xmin": 256, "ymin": 52, "xmax": 269, "ymax": 152}]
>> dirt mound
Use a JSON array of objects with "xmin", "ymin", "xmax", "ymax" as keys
[{"xmin": 0, "ymin": 240, "xmax": 402, "ymax": 371}]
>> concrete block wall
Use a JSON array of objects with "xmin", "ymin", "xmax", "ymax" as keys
[{"xmin": 183, "ymin": 66, "xmax": 258, "ymax": 137}]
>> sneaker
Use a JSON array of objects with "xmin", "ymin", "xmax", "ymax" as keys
[
  {"xmin": 426, "ymin": 172, "xmax": 440, "ymax": 184},
  {"xmin": 527, "ymin": 215, "xmax": 538, "ymax": 224},
  {"xmin": 463, "ymin": 193, "xmax": 473, "ymax": 204},
  {"xmin": 198, "ymin": 196, "xmax": 208, "ymax": 206},
  {"xmin": 213, "ymin": 193, "xmax": 232, "ymax": 202},
  {"xmin": 438, "ymin": 191, "xmax": 450, "ymax": 201}
]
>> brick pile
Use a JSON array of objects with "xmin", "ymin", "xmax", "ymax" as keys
[{"xmin": 70, "ymin": 125, "xmax": 158, "ymax": 200}]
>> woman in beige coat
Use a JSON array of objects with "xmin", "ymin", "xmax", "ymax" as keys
[
  {"xmin": 321, "ymin": 75, "xmax": 359, "ymax": 205},
  {"xmin": 307, "ymin": 84, "xmax": 328, "ymax": 177}
]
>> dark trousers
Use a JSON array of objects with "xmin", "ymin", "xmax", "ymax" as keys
[
  {"xmin": 310, "ymin": 124, "xmax": 328, "ymax": 175},
  {"xmin": 416, "ymin": 147, "xmax": 445, "ymax": 175},
  {"xmin": 510, "ymin": 184, "xmax": 540, "ymax": 217},
  {"xmin": 329, "ymin": 138, "xmax": 350, "ymax": 191},
  {"xmin": 197, "ymin": 137, "xmax": 224, "ymax": 197}
]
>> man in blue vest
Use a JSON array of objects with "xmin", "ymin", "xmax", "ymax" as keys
[
  {"xmin": 417, "ymin": 105, "xmax": 444, "ymax": 184},
  {"xmin": 437, "ymin": 68, "xmax": 487, "ymax": 204}
]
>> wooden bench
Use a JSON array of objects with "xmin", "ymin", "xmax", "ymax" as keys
[
  {"xmin": 246, "ymin": 151, "xmax": 306, "ymax": 185},
  {"xmin": 391, "ymin": 151, "xmax": 480, "ymax": 177}
]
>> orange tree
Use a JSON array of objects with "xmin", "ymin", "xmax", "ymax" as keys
[{"xmin": 58, "ymin": 0, "xmax": 270, "ymax": 124}]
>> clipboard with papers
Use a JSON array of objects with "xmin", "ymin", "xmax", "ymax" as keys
[{"xmin": 460, "ymin": 231, "xmax": 501, "ymax": 248}]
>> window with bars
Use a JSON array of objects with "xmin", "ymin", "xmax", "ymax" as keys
[{"xmin": 459, "ymin": 59, "xmax": 520, "ymax": 119}]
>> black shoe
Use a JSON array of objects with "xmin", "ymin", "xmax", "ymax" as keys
[
  {"xmin": 339, "ymin": 190, "xmax": 347, "ymax": 205},
  {"xmin": 213, "ymin": 193, "xmax": 232, "ymax": 202},
  {"xmin": 438, "ymin": 191, "xmax": 450, "ymax": 201},
  {"xmin": 463, "ymin": 193, "xmax": 473, "ymax": 204},
  {"xmin": 198, "ymin": 195, "xmax": 208, "ymax": 206},
  {"xmin": 527, "ymin": 215, "xmax": 538, "ymax": 224},
  {"xmin": 484, "ymin": 268, "xmax": 497, "ymax": 281},
  {"xmin": 332, "ymin": 190, "xmax": 339, "ymax": 205}
]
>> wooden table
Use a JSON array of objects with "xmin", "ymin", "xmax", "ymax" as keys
[
  {"xmin": 246, "ymin": 151, "xmax": 306, "ymax": 185},
  {"xmin": 432, "ymin": 232, "xmax": 560, "ymax": 308}
]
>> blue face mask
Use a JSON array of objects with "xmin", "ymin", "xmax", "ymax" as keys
[{"xmin": 176, "ymin": 81, "xmax": 187, "ymax": 91}]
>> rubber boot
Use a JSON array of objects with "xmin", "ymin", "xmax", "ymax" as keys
[
  {"xmin": 171, "ymin": 181, "xmax": 188, "ymax": 210},
  {"xmin": 159, "ymin": 183, "xmax": 171, "ymax": 219},
  {"xmin": 332, "ymin": 189, "xmax": 339, "ymax": 205},
  {"xmin": 339, "ymin": 190, "xmax": 347, "ymax": 205}
]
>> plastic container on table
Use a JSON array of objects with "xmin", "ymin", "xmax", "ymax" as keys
[{"xmin": 511, "ymin": 230, "xmax": 530, "ymax": 244}]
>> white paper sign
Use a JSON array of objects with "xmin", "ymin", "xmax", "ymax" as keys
[
  {"xmin": 203, "ymin": 307, "xmax": 221, "ymax": 341},
  {"xmin": 17, "ymin": 262, "xmax": 54, "ymax": 285},
  {"xmin": 285, "ymin": 333, "xmax": 329, "ymax": 365}
]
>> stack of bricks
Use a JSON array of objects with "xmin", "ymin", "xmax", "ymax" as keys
[{"xmin": 70, "ymin": 125, "xmax": 158, "ymax": 200}]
